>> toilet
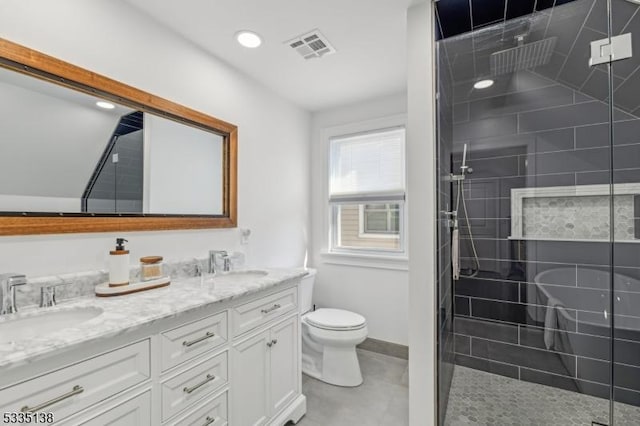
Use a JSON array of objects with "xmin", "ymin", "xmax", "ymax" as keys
[{"xmin": 299, "ymin": 268, "xmax": 368, "ymax": 387}]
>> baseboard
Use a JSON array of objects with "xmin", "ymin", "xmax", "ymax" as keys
[{"xmin": 357, "ymin": 337, "xmax": 408, "ymax": 360}]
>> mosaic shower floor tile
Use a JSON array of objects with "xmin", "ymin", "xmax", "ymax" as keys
[{"xmin": 445, "ymin": 366, "xmax": 640, "ymax": 426}]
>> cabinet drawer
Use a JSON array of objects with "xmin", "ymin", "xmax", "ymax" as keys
[
  {"xmin": 69, "ymin": 390, "xmax": 151, "ymax": 426},
  {"xmin": 232, "ymin": 287, "xmax": 297, "ymax": 336},
  {"xmin": 166, "ymin": 390, "xmax": 228, "ymax": 426},
  {"xmin": 161, "ymin": 350, "xmax": 228, "ymax": 421},
  {"xmin": 0, "ymin": 340, "xmax": 150, "ymax": 423},
  {"xmin": 161, "ymin": 311, "xmax": 228, "ymax": 371}
]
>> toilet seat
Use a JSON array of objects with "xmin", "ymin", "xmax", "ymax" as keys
[{"xmin": 305, "ymin": 308, "xmax": 366, "ymax": 331}]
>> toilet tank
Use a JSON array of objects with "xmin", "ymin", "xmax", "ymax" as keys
[{"xmin": 299, "ymin": 268, "xmax": 317, "ymax": 314}]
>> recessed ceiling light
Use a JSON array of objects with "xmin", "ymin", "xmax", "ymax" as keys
[
  {"xmin": 236, "ymin": 30, "xmax": 262, "ymax": 48},
  {"xmin": 96, "ymin": 101, "xmax": 115, "ymax": 109},
  {"xmin": 474, "ymin": 79, "xmax": 494, "ymax": 89}
]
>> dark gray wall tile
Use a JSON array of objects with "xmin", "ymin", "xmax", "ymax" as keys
[
  {"xmin": 456, "ymin": 277, "xmax": 520, "ymax": 302},
  {"xmin": 455, "ymin": 296, "xmax": 470, "ymax": 316},
  {"xmin": 463, "ymin": 155, "xmax": 522, "ymax": 178},
  {"xmin": 522, "ymin": 283, "xmax": 609, "ymax": 312},
  {"xmin": 576, "ymin": 170, "xmax": 609, "ymax": 185},
  {"xmin": 521, "ymin": 172, "xmax": 577, "ymax": 187},
  {"xmin": 472, "ymin": 338, "xmax": 576, "ymax": 376},
  {"xmin": 453, "ymin": 102, "xmax": 469, "ymax": 123},
  {"xmin": 578, "ymin": 357, "xmax": 611, "ymax": 385},
  {"xmin": 586, "ymin": 0, "xmax": 638, "ymax": 35},
  {"xmin": 558, "ymin": 27, "xmax": 607, "ymax": 91},
  {"xmin": 469, "ymin": 86, "xmax": 574, "ymax": 120},
  {"xmin": 454, "ymin": 334, "xmax": 471, "ymax": 355},
  {"xmin": 453, "ymin": 115, "xmax": 518, "ymax": 141},
  {"xmin": 455, "ymin": 354, "xmax": 520, "ymax": 379},
  {"xmin": 615, "ymin": 144, "xmax": 640, "ymax": 170},
  {"xmin": 526, "ymin": 147, "xmax": 609, "ymax": 175},
  {"xmin": 471, "ymin": 299, "xmax": 527, "ymax": 324},
  {"xmin": 615, "ymin": 363, "xmax": 640, "ymax": 392},
  {"xmin": 544, "ymin": 0, "xmax": 595, "ymax": 55},
  {"xmin": 519, "ymin": 101, "xmax": 609, "ymax": 132},
  {"xmin": 519, "ymin": 325, "xmax": 610, "ymax": 360},
  {"xmin": 616, "ymin": 338, "xmax": 640, "ymax": 367},
  {"xmin": 615, "ymin": 387, "xmax": 640, "ymax": 406},
  {"xmin": 527, "ymin": 240, "xmax": 611, "ymax": 265},
  {"xmin": 455, "ymin": 317, "xmax": 519, "ymax": 344}
]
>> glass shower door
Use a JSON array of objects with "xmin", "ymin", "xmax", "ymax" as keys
[
  {"xmin": 610, "ymin": 0, "xmax": 640, "ymax": 424},
  {"xmin": 433, "ymin": 0, "xmax": 636, "ymax": 424}
]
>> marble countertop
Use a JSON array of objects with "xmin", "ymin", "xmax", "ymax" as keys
[{"xmin": 0, "ymin": 268, "xmax": 307, "ymax": 370}]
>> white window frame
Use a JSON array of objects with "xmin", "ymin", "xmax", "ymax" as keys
[{"xmin": 322, "ymin": 115, "xmax": 408, "ymax": 266}]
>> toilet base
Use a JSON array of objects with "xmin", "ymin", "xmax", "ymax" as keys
[
  {"xmin": 321, "ymin": 345, "xmax": 363, "ymax": 387},
  {"xmin": 301, "ymin": 319, "xmax": 367, "ymax": 387}
]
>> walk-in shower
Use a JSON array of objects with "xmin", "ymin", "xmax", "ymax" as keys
[{"xmin": 435, "ymin": 0, "xmax": 640, "ymax": 425}]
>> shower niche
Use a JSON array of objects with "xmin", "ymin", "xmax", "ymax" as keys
[{"xmin": 510, "ymin": 184, "xmax": 640, "ymax": 242}]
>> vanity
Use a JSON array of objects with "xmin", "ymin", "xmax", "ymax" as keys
[
  {"xmin": 0, "ymin": 270, "xmax": 307, "ymax": 425},
  {"xmin": 0, "ymin": 37, "xmax": 306, "ymax": 425}
]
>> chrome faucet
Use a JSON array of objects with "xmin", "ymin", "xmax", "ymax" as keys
[
  {"xmin": 209, "ymin": 250, "xmax": 231, "ymax": 274},
  {"xmin": 0, "ymin": 273, "xmax": 27, "ymax": 315}
]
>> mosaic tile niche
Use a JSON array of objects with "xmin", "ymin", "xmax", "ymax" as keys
[
  {"xmin": 511, "ymin": 184, "xmax": 640, "ymax": 241},
  {"xmin": 522, "ymin": 195, "xmax": 634, "ymax": 240}
]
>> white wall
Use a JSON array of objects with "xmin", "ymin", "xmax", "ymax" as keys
[
  {"xmin": 407, "ymin": 2, "xmax": 437, "ymax": 425},
  {"xmin": 0, "ymin": 0, "xmax": 310, "ymax": 277},
  {"xmin": 144, "ymin": 114, "xmax": 223, "ymax": 215},
  {"xmin": 310, "ymin": 92, "xmax": 409, "ymax": 346},
  {"xmin": 0, "ymin": 195, "xmax": 81, "ymax": 212},
  {"xmin": 0, "ymin": 78, "xmax": 122, "ymax": 198}
]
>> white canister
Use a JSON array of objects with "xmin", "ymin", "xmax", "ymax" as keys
[{"xmin": 109, "ymin": 238, "xmax": 130, "ymax": 286}]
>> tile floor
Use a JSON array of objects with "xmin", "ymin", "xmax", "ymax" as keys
[
  {"xmin": 293, "ymin": 349, "xmax": 409, "ymax": 426},
  {"xmin": 445, "ymin": 365, "xmax": 640, "ymax": 425}
]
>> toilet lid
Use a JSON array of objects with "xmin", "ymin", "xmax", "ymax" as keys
[{"xmin": 305, "ymin": 308, "xmax": 366, "ymax": 330}]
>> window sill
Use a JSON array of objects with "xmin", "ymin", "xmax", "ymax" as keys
[{"xmin": 320, "ymin": 251, "xmax": 408, "ymax": 271}]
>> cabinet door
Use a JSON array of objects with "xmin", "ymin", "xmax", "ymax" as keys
[
  {"xmin": 269, "ymin": 316, "xmax": 298, "ymax": 416},
  {"xmin": 232, "ymin": 330, "xmax": 270, "ymax": 426}
]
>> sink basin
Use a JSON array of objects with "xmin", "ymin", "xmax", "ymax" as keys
[
  {"xmin": 209, "ymin": 270, "xmax": 268, "ymax": 285},
  {"xmin": 0, "ymin": 306, "xmax": 104, "ymax": 345}
]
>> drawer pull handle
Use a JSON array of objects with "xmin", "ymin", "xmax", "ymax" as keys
[
  {"xmin": 261, "ymin": 304, "xmax": 281, "ymax": 314},
  {"xmin": 183, "ymin": 331, "xmax": 215, "ymax": 347},
  {"xmin": 203, "ymin": 416, "xmax": 217, "ymax": 426},
  {"xmin": 20, "ymin": 385, "xmax": 84, "ymax": 413},
  {"xmin": 183, "ymin": 374, "xmax": 215, "ymax": 394}
]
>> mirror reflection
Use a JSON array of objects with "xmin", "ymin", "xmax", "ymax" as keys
[{"xmin": 0, "ymin": 68, "xmax": 223, "ymax": 215}]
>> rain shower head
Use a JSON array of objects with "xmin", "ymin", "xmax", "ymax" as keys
[{"xmin": 490, "ymin": 36, "xmax": 557, "ymax": 76}]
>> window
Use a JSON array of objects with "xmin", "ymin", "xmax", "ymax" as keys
[
  {"xmin": 360, "ymin": 203, "xmax": 400, "ymax": 236},
  {"xmin": 329, "ymin": 127, "xmax": 406, "ymax": 254}
]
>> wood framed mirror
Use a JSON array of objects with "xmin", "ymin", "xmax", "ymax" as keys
[{"xmin": 0, "ymin": 38, "xmax": 237, "ymax": 236}]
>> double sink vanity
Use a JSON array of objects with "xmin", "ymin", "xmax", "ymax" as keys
[
  {"xmin": 0, "ymin": 37, "xmax": 308, "ymax": 426},
  {"xmin": 0, "ymin": 268, "xmax": 308, "ymax": 425}
]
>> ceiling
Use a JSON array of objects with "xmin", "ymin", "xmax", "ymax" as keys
[
  {"xmin": 440, "ymin": 0, "xmax": 640, "ymax": 116},
  {"xmin": 123, "ymin": 0, "xmax": 413, "ymax": 112},
  {"xmin": 436, "ymin": 0, "xmax": 579, "ymax": 39}
]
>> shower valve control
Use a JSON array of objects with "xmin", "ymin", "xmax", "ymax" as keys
[{"xmin": 442, "ymin": 210, "xmax": 458, "ymax": 228}]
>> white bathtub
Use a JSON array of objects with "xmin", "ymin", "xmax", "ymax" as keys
[{"xmin": 532, "ymin": 267, "xmax": 640, "ymax": 337}]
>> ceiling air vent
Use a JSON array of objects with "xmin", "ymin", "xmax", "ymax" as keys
[{"xmin": 285, "ymin": 29, "xmax": 336, "ymax": 60}]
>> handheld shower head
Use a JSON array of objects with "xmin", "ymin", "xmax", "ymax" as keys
[{"xmin": 460, "ymin": 143, "xmax": 472, "ymax": 175}]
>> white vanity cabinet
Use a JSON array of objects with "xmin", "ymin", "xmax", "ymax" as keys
[
  {"xmin": 0, "ymin": 278, "xmax": 306, "ymax": 426},
  {"xmin": 0, "ymin": 340, "xmax": 151, "ymax": 424},
  {"xmin": 231, "ymin": 315, "xmax": 299, "ymax": 426}
]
